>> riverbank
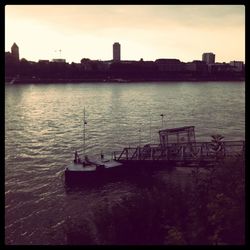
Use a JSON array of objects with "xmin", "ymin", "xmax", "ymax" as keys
[
  {"xmin": 5, "ymin": 76, "xmax": 245, "ymax": 84},
  {"xmin": 65, "ymin": 157, "xmax": 245, "ymax": 245}
]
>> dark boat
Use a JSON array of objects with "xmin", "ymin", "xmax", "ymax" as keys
[
  {"xmin": 65, "ymin": 154, "xmax": 124, "ymax": 185},
  {"xmin": 64, "ymin": 108, "xmax": 124, "ymax": 185}
]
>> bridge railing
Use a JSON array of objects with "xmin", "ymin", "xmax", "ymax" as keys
[{"xmin": 113, "ymin": 141, "xmax": 244, "ymax": 161}]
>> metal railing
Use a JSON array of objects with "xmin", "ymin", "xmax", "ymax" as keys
[{"xmin": 113, "ymin": 141, "xmax": 245, "ymax": 162}]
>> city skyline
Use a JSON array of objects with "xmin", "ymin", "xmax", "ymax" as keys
[{"xmin": 5, "ymin": 5, "xmax": 245, "ymax": 63}]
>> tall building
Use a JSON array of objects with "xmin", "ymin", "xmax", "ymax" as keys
[
  {"xmin": 202, "ymin": 52, "xmax": 215, "ymax": 64},
  {"xmin": 113, "ymin": 42, "xmax": 121, "ymax": 62},
  {"xmin": 11, "ymin": 43, "xmax": 19, "ymax": 61}
]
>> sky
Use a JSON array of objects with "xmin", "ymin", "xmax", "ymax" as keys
[{"xmin": 5, "ymin": 5, "xmax": 245, "ymax": 63}]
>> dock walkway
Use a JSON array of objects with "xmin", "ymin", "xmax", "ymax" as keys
[{"xmin": 113, "ymin": 141, "xmax": 244, "ymax": 167}]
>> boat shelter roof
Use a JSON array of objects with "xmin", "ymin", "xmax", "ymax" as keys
[
  {"xmin": 158, "ymin": 126, "xmax": 196, "ymax": 145},
  {"xmin": 159, "ymin": 126, "xmax": 195, "ymax": 134}
]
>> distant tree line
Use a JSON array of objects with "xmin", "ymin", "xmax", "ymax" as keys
[{"xmin": 5, "ymin": 54, "xmax": 245, "ymax": 83}]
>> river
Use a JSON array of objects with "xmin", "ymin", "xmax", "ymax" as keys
[{"xmin": 5, "ymin": 81, "xmax": 245, "ymax": 244}]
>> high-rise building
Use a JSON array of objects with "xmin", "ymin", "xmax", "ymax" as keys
[
  {"xmin": 11, "ymin": 43, "xmax": 19, "ymax": 61},
  {"xmin": 202, "ymin": 52, "xmax": 215, "ymax": 64},
  {"xmin": 113, "ymin": 42, "xmax": 121, "ymax": 62}
]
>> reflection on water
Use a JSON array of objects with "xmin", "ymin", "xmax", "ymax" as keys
[{"xmin": 5, "ymin": 82, "xmax": 245, "ymax": 244}]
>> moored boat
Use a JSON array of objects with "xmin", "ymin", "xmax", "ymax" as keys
[
  {"xmin": 65, "ymin": 153, "xmax": 124, "ymax": 185},
  {"xmin": 64, "ymin": 108, "xmax": 123, "ymax": 185}
]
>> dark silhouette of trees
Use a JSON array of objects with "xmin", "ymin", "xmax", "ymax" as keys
[{"xmin": 5, "ymin": 55, "xmax": 245, "ymax": 83}]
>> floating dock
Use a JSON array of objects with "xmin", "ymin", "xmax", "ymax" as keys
[
  {"xmin": 113, "ymin": 126, "xmax": 244, "ymax": 167},
  {"xmin": 65, "ymin": 126, "xmax": 244, "ymax": 186}
]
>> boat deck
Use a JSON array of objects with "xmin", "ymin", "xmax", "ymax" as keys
[
  {"xmin": 66, "ymin": 158, "xmax": 123, "ymax": 172},
  {"xmin": 66, "ymin": 163, "xmax": 96, "ymax": 172},
  {"xmin": 86, "ymin": 157, "xmax": 123, "ymax": 168}
]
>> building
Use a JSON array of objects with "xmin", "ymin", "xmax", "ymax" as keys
[
  {"xmin": 202, "ymin": 52, "xmax": 215, "ymax": 64},
  {"xmin": 155, "ymin": 59, "xmax": 184, "ymax": 71},
  {"xmin": 185, "ymin": 60, "xmax": 207, "ymax": 73},
  {"xmin": 52, "ymin": 58, "xmax": 66, "ymax": 63},
  {"xmin": 38, "ymin": 60, "xmax": 50, "ymax": 64},
  {"xmin": 113, "ymin": 42, "xmax": 121, "ymax": 62},
  {"xmin": 11, "ymin": 43, "xmax": 19, "ymax": 61},
  {"xmin": 80, "ymin": 59, "xmax": 109, "ymax": 71},
  {"xmin": 208, "ymin": 62, "xmax": 232, "ymax": 73},
  {"xmin": 229, "ymin": 61, "xmax": 244, "ymax": 72}
]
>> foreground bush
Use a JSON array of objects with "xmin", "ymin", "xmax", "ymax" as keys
[{"xmin": 65, "ymin": 156, "xmax": 245, "ymax": 245}]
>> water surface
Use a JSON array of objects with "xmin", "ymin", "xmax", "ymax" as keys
[{"xmin": 5, "ymin": 81, "xmax": 245, "ymax": 244}]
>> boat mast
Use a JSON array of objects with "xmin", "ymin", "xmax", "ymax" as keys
[
  {"xmin": 83, "ymin": 107, "xmax": 86, "ymax": 156},
  {"xmin": 149, "ymin": 113, "xmax": 152, "ymax": 144},
  {"xmin": 160, "ymin": 114, "xmax": 165, "ymax": 129},
  {"xmin": 139, "ymin": 125, "xmax": 141, "ymax": 148}
]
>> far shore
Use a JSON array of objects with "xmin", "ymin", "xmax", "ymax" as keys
[{"xmin": 5, "ymin": 77, "xmax": 245, "ymax": 84}]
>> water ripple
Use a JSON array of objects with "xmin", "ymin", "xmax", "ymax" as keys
[{"xmin": 5, "ymin": 82, "xmax": 245, "ymax": 244}]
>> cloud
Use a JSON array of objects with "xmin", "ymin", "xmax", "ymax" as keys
[
  {"xmin": 5, "ymin": 5, "xmax": 245, "ymax": 36},
  {"xmin": 5, "ymin": 5, "xmax": 245, "ymax": 62}
]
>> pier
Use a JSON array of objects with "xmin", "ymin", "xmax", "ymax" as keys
[{"xmin": 113, "ymin": 126, "xmax": 244, "ymax": 167}]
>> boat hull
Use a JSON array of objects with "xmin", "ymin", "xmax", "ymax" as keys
[
  {"xmin": 64, "ymin": 160, "xmax": 176, "ymax": 186},
  {"xmin": 64, "ymin": 161, "xmax": 126, "ymax": 186}
]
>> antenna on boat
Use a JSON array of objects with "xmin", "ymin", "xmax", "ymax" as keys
[
  {"xmin": 83, "ymin": 107, "xmax": 87, "ymax": 156},
  {"xmin": 160, "ymin": 114, "xmax": 165, "ymax": 129},
  {"xmin": 139, "ymin": 124, "xmax": 142, "ymax": 148},
  {"xmin": 149, "ymin": 113, "xmax": 152, "ymax": 144}
]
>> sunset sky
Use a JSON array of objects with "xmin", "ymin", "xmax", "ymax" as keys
[{"xmin": 5, "ymin": 5, "xmax": 245, "ymax": 63}]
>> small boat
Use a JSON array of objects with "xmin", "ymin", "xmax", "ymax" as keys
[
  {"xmin": 65, "ymin": 153, "xmax": 124, "ymax": 185},
  {"xmin": 64, "ymin": 108, "xmax": 123, "ymax": 185}
]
